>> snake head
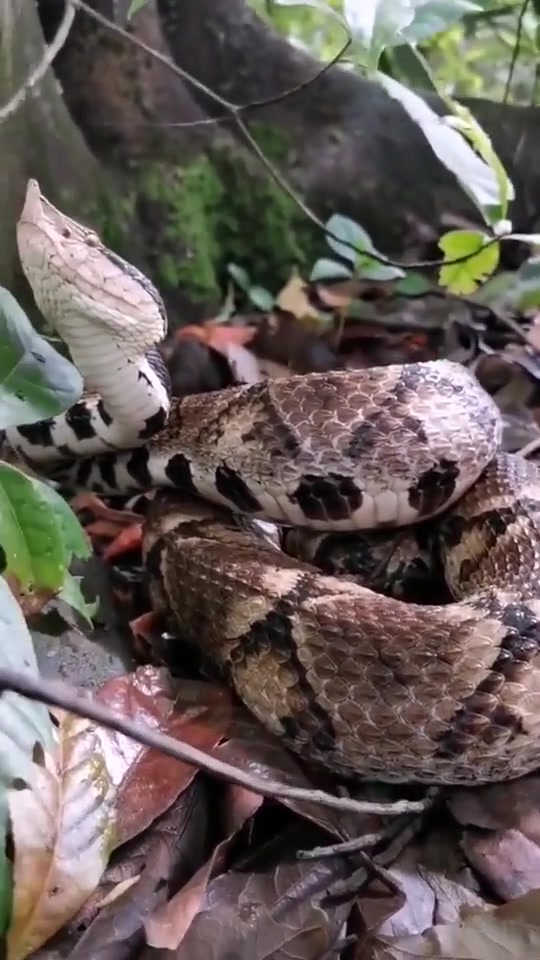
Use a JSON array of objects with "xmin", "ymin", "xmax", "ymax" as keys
[{"xmin": 16, "ymin": 179, "xmax": 167, "ymax": 356}]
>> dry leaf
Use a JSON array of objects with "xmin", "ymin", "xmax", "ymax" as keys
[
  {"xmin": 7, "ymin": 713, "xmax": 116, "ymax": 959},
  {"xmin": 373, "ymin": 890, "xmax": 540, "ymax": 960}
]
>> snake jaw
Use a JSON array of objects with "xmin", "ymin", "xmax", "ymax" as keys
[{"xmin": 17, "ymin": 179, "xmax": 167, "ymax": 357}]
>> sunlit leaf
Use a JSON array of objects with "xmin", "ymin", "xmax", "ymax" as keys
[
  {"xmin": 377, "ymin": 72, "xmax": 505, "ymax": 223},
  {"xmin": 247, "ymin": 286, "xmax": 275, "ymax": 311},
  {"xmin": 401, "ymin": 0, "xmax": 481, "ymax": 45},
  {"xmin": 310, "ymin": 258, "xmax": 353, "ymax": 281},
  {"xmin": 0, "ymin": 288, "xmax": 82, "ymax": 430},
  {"xmin": 438, "ymin": 229, "xmax": 500, "ymax": 294},
  {"xmin": 345, "ymin": 0, "xmax": 414, "ymax": 68}
]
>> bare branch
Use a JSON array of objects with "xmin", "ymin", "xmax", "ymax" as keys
[
  {"xmin": 0, "ymin": 0, "xmax": 76, "ymax": 123},
  {"xmin": 0, "ymin": 666, "xmax": 434, "ymax": 818}
]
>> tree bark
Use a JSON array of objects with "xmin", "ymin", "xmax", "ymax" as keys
[{"xmin": 0, "ymin": 0, "xmax": 113, "ymax": 315}]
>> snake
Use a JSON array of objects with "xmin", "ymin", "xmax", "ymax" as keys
[{"xmin": 6, "ymin": 178, "xmax": 540, "ymax": 787}]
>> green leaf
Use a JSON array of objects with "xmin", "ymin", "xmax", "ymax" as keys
[
  {"xmin": 438, "ymin": 229, "xmax": 500, "ymax": 294},
  {"xmin": 376, "ymin": 72, "xmax": 505, "ymax": 225},
  {"xmin": 247, "ymin": 286, "xmax": 275, "ymax": 311},
  {"xmin": 0, "ymin": 288, "xmax": 83, "ymax": 430},
  {"xmin": 30, "ymin": 479, "xmax": 90, "ymax": 566},
  {"xmin": 401, "ymin": 0, "xmax": 481, "ymax": 45},
  {"xmin": 444, "ymin": 103, "xmax": 513, "ymax": 223},
  {"xmin": 325, "ymin": 214, "xmax": 373, "ymax": 264},
  {"xmin": 310, "ymin": 258, "xmax": 353, "ymax": 281},
  {"xmin": 0, "ymin": 464, "xmax": 66, "ymax": 592},
  {"xmin": 0, "ymin": 464, "xmax": 88, "ymax": 593},
  {"xmin": 394, "ymin": 272, "xmax": 432, "ymax": 296},
  {"xmin": 127, "ymin": 0, "xmax": 147, "ymax": 17},
  {"xmin": 356, "ymin": 253, "xmax": 405, "ymax": 281},
  {"xmin": 344, "ymin": 0, "xmax": 415, "ymax": 70},
  {"xmin": 227, "ymin": 263, "xmax": 251, "ymax": 293},
  {"xmin": 58, "ymin": 573, "xmax": 98, "ymax": 627}
]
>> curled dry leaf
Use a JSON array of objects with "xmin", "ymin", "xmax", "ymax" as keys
[
  {"xmin": 94, "ymin": 668, "xmax": 233, "ymax": 846},
  {"xmin": 175, "ymin": 855, "xmax": 353, "ymax": 960}
]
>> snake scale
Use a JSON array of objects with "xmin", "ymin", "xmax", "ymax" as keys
[{"xmin": 7, "ymin": 179, "xmax": 540, "ymax": 786}]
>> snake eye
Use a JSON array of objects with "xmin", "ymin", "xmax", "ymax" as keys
[{"xmin": 62, "ymin": 227, "xmax": 71, "ymax": 238}]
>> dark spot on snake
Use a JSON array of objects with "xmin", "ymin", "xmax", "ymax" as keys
[
  {"xmin": 346, "ymin": 411, "xmax": 428, "ymax": 461},
  {"xmin": 16, "ymin": 419, "xmax": 54, "ymax": 448},
  {"xmin": 291, "ymin": 474, "xmax": 363, "ymax": 522},
  {"xmin": 99, "ymin": 458, "xmax": 118, "ymax": 491},
  {"xmin": 164, "ymin": 453, "xmax": 199, "ymax": 497},
  {"xmin": 65, "ymin": 401, "xmax": 96, "ymax": 440},
  {"xmin": 30, "ymin": 351, "xmax": 45, "ymax": 364},
  {"xmin": 126, "ymin": 448, "xmax": 152, "ymax": 488},
  {"xmin": 436, "ymin": 602, "xmax": 540, "ymax": 758},
  {"xmin": 228, "ymin": 575, "xmax": 337, "ymax": 754},
  {"xmin": 214, "ymin": 466, "xmax": 262, "ymax": 513},
  {"xmin": 96, "ymin": 399, "xmax": 113, "ymax": 427},
  {"xmin": 74, "ymin": 459, "xmax": 93, "ymax": 488},
  {"xmin": 441, "ymin": 508, "xmax": 514, "ymax": 551},
  {"xmin": 408, "ymin": 457, "xmax": 460, "ymax": 517},
  {"xmin": 139, "ymin": 406, "xmax": 168, "ymax": 441}
]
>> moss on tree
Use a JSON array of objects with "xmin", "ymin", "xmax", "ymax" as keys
[{"xmin": 125, "ymin": 135, "xmax": 323, "ymax": 309}]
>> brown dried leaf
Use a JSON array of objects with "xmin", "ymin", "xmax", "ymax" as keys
[
  {"xmin": 373, "ymin": 890, "xmax": 540, "ymax": 960},
  {"xmin": 220, "ymin": 342, "xmax": 263, "ymax": 385},
  {"xmin": 463, "ymin": 829, "xmax": 540, "ymax": 901},
  {"xmin": 275, "ymin": 273, "xmax": 324, "ymax": 329},
  {"xmin": 95, "ymin": 669, "xmax": 232, "ymax": 845},
  {"xmin": 7, "ymin": 714, "xmax": 116, "ymax": 959},
  {"xmin": 175, "ymin": 324, "xmax": 257, "ymax": 351},
  {"xmin": 447, "ymin": 776, "xmax": 540, "ymax": 830}
]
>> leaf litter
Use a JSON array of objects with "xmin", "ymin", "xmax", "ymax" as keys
[{"xmin": 10, "ymin": 265, "xmax": 540, "ymax": 959}]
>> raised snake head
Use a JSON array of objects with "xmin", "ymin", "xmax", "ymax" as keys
[{"xmin": 16, "ymin": 179, "xmax": 167, "ymax": 358}]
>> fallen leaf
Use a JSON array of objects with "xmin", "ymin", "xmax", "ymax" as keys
[
  {"xmin": 373, "ymin": 889, "xmax": 540, "ymax": 960},
  {"xmin": 95, "ymin": 669, "xmax": 232, "ymax": 845},
  {"xmin": 7, "ymin": 711, "xmax": 116, "ymax": 959}
]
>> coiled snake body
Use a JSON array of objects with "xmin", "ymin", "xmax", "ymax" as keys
[{"xmin": 8, "ymin": 180, "xmax": 540, "ymax": 786}]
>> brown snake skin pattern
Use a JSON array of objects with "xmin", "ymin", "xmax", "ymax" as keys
[{"xmin": 9, "ymin": 180, "xmax": 540, "ymax": 786}]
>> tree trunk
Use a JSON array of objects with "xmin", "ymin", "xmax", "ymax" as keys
[
  {"xmin": 158, "ymin": 0, "xmax": 540, "ymax": 249},
  {"xmin": 0, "ymin": 0, "xmax": 116, "ymax": 316}
]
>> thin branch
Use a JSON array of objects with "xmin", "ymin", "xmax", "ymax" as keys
[
  {"xmin": 0, "ymin": 667, "xmax": 433, "ymax": 818},
  {"xmin": 503, "ymin": 0, "xmax": 531, "ymax": 104},
  {"xmin": 71, "ymin": 0, "xmax": 508, "ymax": 273},
  {"xmin": 0, "ymin": 0, "xmax": 76, "ymax": 123}
]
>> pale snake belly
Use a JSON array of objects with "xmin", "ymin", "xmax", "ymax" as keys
[{"xmin": 7, "ymin": 179, "xmax": 540, "ymax": 786}]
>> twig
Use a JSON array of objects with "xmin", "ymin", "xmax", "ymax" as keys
[
  {"xmin": 0, "ymin": 666, "xmax": 433, "ymax": 817},
  {"xmin": 0, "ymin": 0, "xmax": 75, "ymax": 123},
  {"xmin": 70, "ymin": 0, "xmax": 509, "ymax": 273},
  {"xmin": 517, "ymin": 435, "xmax": 540, "ymax": 459},
  {"xmin": 503, "ymin": 0, "xmax": 531, "ymax": 104},
  {"xmin": 298, "ymin": 787, "xmax": 440, "ymax": 860}
]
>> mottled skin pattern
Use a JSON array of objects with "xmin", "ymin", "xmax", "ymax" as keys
[{"xmin": 8, "ymin": 179, "xmax": 540, "ymax": 785}]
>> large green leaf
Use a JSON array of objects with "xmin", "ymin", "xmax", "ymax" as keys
[
  {"xmin": 0, "ymin": 287, "xmax": 83, "ymax": 430},
  {"xmin": 0, "ymin": 464, "xmax": 89, "ymax": 593},
  {"xmin": 376, "ymin": 72, "xmax": 506, "ymax": 223}
]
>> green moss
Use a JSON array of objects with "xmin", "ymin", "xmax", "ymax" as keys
[
  {"xmin": 137, "ymin": 162, "xmax": 224, "ymax": 304},
  {"xmin": 84, "ymin": 133, "xmax": 323, "ymax": 309}
]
